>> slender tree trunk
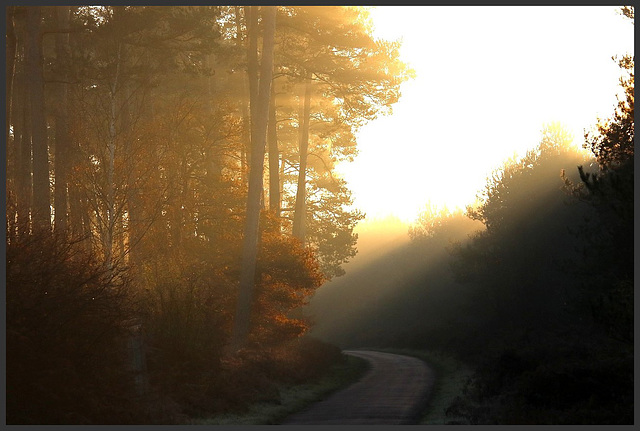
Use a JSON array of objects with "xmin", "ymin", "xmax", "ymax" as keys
[
  {"xmin": 204, "ymin": 54, "xmax": 223, "ymax": 186},
  {"xmin": 116, "ymin": 207, "xmax": 125, "ymax": 265},
  {"xmin": 279, "ymin": 144, "xmax": 285, "ymax": 212},
  {"xmin": 54, "ymin": 6, "xmax": 71, "ymax": 236},
  {"xmin": 7, "ymin": 33, "xmax": 21, "ymax": 242},
  {"xmin": 6, "ymin": 8, "xmax": 17, "ymax": 237},
  {"xmin": 122, "ymin": 84, "xmax": 142, "ymax": 268},
  {"xmin": 83, "ymin": 198, "xmax": 93, "ymax": 254},
  {"xmin": 66, "ymin": 31, "xmax": 86, "ymax": 246},
  {"xmin": 268, "ymin": 81, "xmax": 281, "ymax": 219},
  {"xmin": 15, "ymin": 66, "xmax": 32, "ymax": 239},
  {"xmin": 235, "ymin": 6, "xmax": 250, "ymax": 184},
  {"xmin": 231, "ymin": 5, "xmax": 277, "ymax": 349},
  {"xmin": 168, "ymin": 155, "xmax": 183, "ymax": 251},
  {"xmin": 246, "ymin": 6, "xmax": 259, "ymax": 157},
  {"xmin": 292, "ymin": 75, "xmax": 312, "ymax": 241},
  {"xmin": 26, "ymin": 6, "xmax": 50, "ymax": 232},
  {"xmin": 180, "ymin": 168, "xmax": 189, "ymax": 243},
  {"xmin": 68, "ymin": 138, "xmax": 91, "ymax": 249},
  {"xmin": 69, "ymin": 74, "xmax": 92, "ymax": 252},
  {"xmin": 205, "ymin": 53, "xmax": 215, "ymax": 102},
  {"xmin": 104, "ymin": 42, "xmax": 122, "ymax": 270},
  {"xmin": 206, "ymin": 143, "xmax": 223, "ymax": 185},
  {"xmin": 6, "ymin": 6, "xmax": 16, "ymax": 149}
]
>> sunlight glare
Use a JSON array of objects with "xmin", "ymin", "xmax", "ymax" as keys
[{"xmin": 336, "ymin": 6, "xmax": 634, "ymax": 223}]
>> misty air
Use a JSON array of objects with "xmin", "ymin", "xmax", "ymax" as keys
[{"xmin": 5, "ymin": 5, "xmax": 634, "ymax": 425}]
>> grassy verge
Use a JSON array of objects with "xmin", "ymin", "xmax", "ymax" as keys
[
  {"xmin": 371, "ymin": 347, "xmax": 472, "ymax": 425},
  {"xmin": 191, "ymin": 353, "xmax": 370, "ymax": 425}
]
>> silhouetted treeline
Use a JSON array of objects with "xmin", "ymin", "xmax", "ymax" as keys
[
  {"xmin": 444, "ymin": 47, "xmax": 634, "ymax": 423},
  {"xmin": 311, "ymin": 125, "xmax": 597, "ymax": 352},
  {"xmin": 310, "ymin": 39, "xmax": 634, "ymax": 423}
]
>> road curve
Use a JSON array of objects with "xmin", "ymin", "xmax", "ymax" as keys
[{"xmin": 281, "ymin": 350, "xmax": 435, "ymax": 425}]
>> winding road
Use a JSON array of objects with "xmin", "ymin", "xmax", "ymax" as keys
[{"xmin": 281, "ymin": 350, "xmax": 435, "ymax": 425}]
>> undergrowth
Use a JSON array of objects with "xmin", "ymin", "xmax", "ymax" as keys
[{"xmin": 192, "ymin": 351, "xmax": 370, "ymax": 425}]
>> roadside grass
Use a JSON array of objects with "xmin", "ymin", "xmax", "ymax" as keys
[
  {"xmin": 191, "ymin": 353, "xmax": 370, "ymax": 425},
  {"xmin": 371, "ymin": 347, "xmax": 472, "ymax": 425}
]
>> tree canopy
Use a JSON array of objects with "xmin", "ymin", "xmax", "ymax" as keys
[{"xmin": 5, "ymin": 5, "xmax": 411, "ymax": 423}]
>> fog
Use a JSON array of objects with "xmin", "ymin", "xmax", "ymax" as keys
[
  {"xmin": 305, "ymin": 134, "xmax": 607, "ymax": 358},
  {"xmin": 305, "ymin": 213, "xmax": 483, "ymax": 349}
]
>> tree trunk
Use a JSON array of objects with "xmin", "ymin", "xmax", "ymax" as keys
[
  {"xmin": 104, "ymin": 40, "xmax": 123, "ymax": 270},
  {"xmin": 122, "ymin": 83, "xmax": 142, "ymax": 268},
  {"xmin": 235, "ymin": 6, "xmax": 250, "ymax": 184},
  {"xmin": 68, "ymin": 140, "xmax": 90, "ymax": 248},
  {"xmin": 15, "ymin": 65, "xmax": 32, "ymax": 240},
  {"xmin": 6, "ymin": 7, "xmax": 18, "ymax": 240},
  {"xmin": 279, "ymin": 143, "xmax": 285, "ymax": 211},
  {"xmin": 116, "ymin": 207, "xmax": 126, "ymax": 264},
  {"xmin": 231, "ymin": 5, "xmax": 277, "ymax": 349},
  {"xmin": 66, "ymin": 26, "xmax": 87, "ymax": 246},
  {"xmin": 246, "ymin": 6, "xmax": 259, "ymax": 157},
  {"xmin": 6, "ymin": 6, "xmax": 17, "ymax": 149},
  {"xmin": 167, "ymin": 157, "xmax": 183, "ymax": 251},
  {"xmin": 26, "ymin": 6, "xmax": 50, "ymax": 232},
  {"xmin": 54, "ymin": 6, "xmax": 71, "ymax": 236},
  {"xmin": 268, "ymin": 81, "xmax": 281, "ymax": 219},
  {"xmin": 292, "ymin": 76, "xmax": 312, "ymax": 241}
]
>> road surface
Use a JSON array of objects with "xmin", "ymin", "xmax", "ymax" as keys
[{"xmin": 281, "ymin": 350, "xmax": 435, "ymax": 425}]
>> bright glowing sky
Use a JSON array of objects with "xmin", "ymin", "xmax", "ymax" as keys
[{"xmin": 336, "ymin": 6, "xmax": 634, "ymax": 223}]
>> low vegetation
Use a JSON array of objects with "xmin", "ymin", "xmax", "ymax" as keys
[
  {"xmin": 5, "ymin": 225, "xmax": 342, "ymax": 424},
  {"xmin": 194, "ymin": 352, "xmax": 369, "ymax": 425},
  {"xmin": 5, "ymin": 234, "xmax": 348, "ymax": 425},
  {"xmin": 6, "ymin": 232, "xmax": 143, "ymax": 424}
]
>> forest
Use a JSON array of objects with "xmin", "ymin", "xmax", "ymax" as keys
[
  {"xmin": 5, "ymin": 5, "xmax": 411, "ymax": 424},
  {"xmin": 5, "ymin": 5, "xmax": 634, "ymax": 425}
]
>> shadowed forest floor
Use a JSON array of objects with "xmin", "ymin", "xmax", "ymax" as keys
[{"xmin": 192, "ymin": 351, "xmax": 369, "ymax": 425}]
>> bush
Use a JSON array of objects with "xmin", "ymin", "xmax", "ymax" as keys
[
  {"xmin": 139, "ymin": 255, "xmax": 228, "ymax": 418},
  {"xmin": 445, "ymin": 343, "xmax": 633, "ymax": 424},
  {"xmin": 199, "ymin": 337, "xmax": 344, "ymax": 415},
  {"xmin": 6, "ymin": 232, "xmax": 144, "ymax": 424}
]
